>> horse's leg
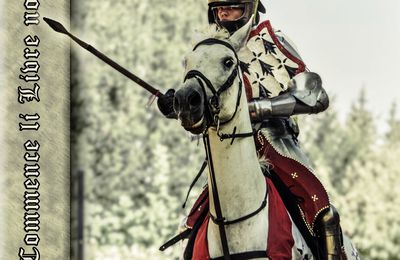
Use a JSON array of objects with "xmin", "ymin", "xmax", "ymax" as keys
[
  {"xmin": 342, "ymin": 235, "xmax": 361, "ymax": 260},
  {"xmin": 291, "ymin": 221, "xmax": 314, "ymax": 260}
]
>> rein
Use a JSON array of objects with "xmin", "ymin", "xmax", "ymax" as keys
[
  {"xmin": 186, "ymin": 38, "xmax": 267, "ymax": 260},
  {"xmin": 203, "ymin": 133, "xmax": 231, "ymax": 260}
]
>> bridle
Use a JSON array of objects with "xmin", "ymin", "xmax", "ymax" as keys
[
  {"xmin": 184, "ymin": 38, "xmax": 243, "ymax": 130},
  {"xmin": 183, "ymin": 38, "xmax": 268, "ymax": 260}
]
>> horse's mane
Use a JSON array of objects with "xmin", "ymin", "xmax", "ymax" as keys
[{"xmin": 191, "ymin": 24, "xmax": 231, "ymax": 47}]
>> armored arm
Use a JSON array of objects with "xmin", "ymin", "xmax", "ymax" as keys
[{"xmin": 248, "ymin": 72, "xmax": 329, "ymax": 121}]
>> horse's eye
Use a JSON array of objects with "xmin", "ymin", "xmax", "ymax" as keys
[{"xmin": 223, "ymin": 58, "xmax": 234, "ymax": 68}]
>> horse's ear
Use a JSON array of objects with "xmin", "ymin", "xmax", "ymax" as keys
[{"xmin": 230, "ymin": 16, "xmax": 254, "ymax": 52}]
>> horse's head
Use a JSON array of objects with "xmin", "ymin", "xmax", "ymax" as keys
[{"xmin": 174, "ymin": 19, "xmax": 253, "ymax": 135}]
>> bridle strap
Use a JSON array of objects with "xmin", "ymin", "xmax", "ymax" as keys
[
  {"xmin": 181, "ymin": 159, "xmax": 208, "ymax": 209},
  {"xmin": 217, "ymin": 67, "xmax": 238, "ymax": 96},
  {"xmin": 184, "ymin": 66, "xmax": 239, "ymax": 100},
  {"xmin": 184, "ymin": 68, "xmax": 242, "ymax": 126},
  {"xmin": 193, "ymin": 38, "xmax": 238, "ymax": 59},
  {"xmin": 209, "ymin": 183, "xmax": 268, "ymax": 226},
  {"xmin": 217, "ymin": 126, "xmax": 254, "ymax": 145},
  {"xmin": 203, "ymin": 133, "xmax": 231, "ymax": 260},
  {"xmin": 184, "ymin": 70, "xmax": 218, "ymax": 96},
  {"xmin": 185, "ymin": 38, "xmax": 244, "ymax": 126},
  {"xmin": 218, "ymin": 129, "xmax": 254, "ymax": 141}
]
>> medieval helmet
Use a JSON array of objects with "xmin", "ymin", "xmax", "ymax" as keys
[{"xmin": 208, "ymin": 0, "xmax": 266, "ymax": 33}]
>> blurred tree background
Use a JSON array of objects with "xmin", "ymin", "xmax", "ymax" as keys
[{"xmin": 70, "ymin": 0, "xmax": 400, "ymax": 259}]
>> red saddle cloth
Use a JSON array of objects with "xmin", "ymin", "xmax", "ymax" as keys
[
  {"xmin": 255, "ymin": 132, "xmax": 330, "ymax": 232},
  {"xmin": 191, "ymin": 178, "xmax": 295, "ymax": 260}
]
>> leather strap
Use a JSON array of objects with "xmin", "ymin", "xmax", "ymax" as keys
[
  {"xmin": 184, "ymin": 38, "xmax": 242, "ymax": 127},
  {"xmin": 203, "ymin": 134, "xmax": 231, "ymax": 260},
  {"xmin": 182, "ymin": 159, "xmax": 207, "ymax": 209},
  {"xmin": 159, "ymin": 228, "xmax": 192, "ymax": 251},
  {"xmin": 217, "ymin": 126, "xmax": 254, "ymax": 145},
  {"xmin": 193, "ymin": 38, "xmax": 238, "ymax": 61},
  {"xmin": 209, "ymin": 185, "xmax": 267, "ymax": 226}
]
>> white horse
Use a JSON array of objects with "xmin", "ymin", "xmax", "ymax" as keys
[{"xmin": 173, "ymin": 19, "xmax": 359, "ymax": 260}]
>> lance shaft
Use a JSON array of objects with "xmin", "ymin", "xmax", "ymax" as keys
[{"xmin": 44, "ymin": 17, "xmax": 162, "ymax": 98}]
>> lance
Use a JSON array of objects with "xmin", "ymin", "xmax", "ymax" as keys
[{"xmin": 43, "ymin": 17, "xmax": 162, "ymax": 98}]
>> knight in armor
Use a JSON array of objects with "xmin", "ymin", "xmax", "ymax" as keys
[{"xmin": 158, "ymin": 1, "xmax": 343, "ymax": 259}]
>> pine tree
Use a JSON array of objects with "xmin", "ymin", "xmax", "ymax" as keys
[
  {"xmin": 339, "ymin": 131, "xmax": 400, "ymax": 259},
  {"xmin": 299, "ymin": 96, "xmax": 343, "ymax": 168},
  {"xmin": 70, "ymin": 0, "xmax": 207, "ymax": 257},
  {"xmin": 332, "ymin": 88, "xmax": 376, "ymax": 193},
  {"xmin": 385, "ymin": 102, "xmax": 400, "ymax": 147}
]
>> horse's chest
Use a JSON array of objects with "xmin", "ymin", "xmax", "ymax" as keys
[{"xmin": 207, "ymin": 208, "xmax": 269, "ymax": 258}]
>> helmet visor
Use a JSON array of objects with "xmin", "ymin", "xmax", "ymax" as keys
[{"xmin": 211, "ymin": 4, "xmax": 246, "ymax": 22}]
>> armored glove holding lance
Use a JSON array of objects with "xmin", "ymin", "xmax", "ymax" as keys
[
  {"xmin": 158, "ymin": 71, "xmax": 329, "ymax": 121},
  {"xmin": 157, "ymin": 88, "xmax": 177, "ymax": 119}
]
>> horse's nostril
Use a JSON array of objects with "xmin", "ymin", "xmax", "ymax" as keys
[
  {"xmin": 174, "ymin": 96, "xmax": 180, "ymax": 110},
  {"xmin": 188, "ymin": 92, "xmax": 201, "ymax": 107}
]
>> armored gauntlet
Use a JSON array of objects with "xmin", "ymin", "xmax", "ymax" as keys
[
  {"xmin": 157, "ymin": 89, "xmax": 177, "ymax": 119},
  {"xmin": 249, "ymin": 72, "xmax": 329, "ymax": 121}
]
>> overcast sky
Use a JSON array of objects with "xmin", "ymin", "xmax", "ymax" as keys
[{"xmin": 262, "ymin": 0, "xmax": 400, "ymax": 129}]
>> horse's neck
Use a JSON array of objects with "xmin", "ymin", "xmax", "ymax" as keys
[{"xmin": 206, "ymin": 93, "xmax": 266, "ymax": 221}]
